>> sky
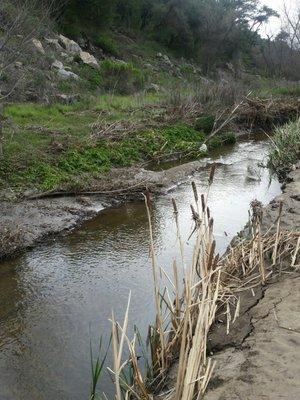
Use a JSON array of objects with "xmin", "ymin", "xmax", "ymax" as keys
[{"xmin": 260, "ymin": 0, "xmax": 299, "ymax": 37}]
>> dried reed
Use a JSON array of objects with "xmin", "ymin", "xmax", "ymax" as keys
[{"xmin": 103, "ymin": 167, "xmax": 299, "ymax": 400}]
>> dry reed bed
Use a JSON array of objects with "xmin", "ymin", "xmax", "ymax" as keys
[{"xmin": 102, "ymin": 166, "xmax": 299, "ymax": 400}]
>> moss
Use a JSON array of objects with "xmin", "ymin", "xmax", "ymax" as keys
[{"xmin": 195, "ymin": 115, "xmax": 215, "ymax": 134}]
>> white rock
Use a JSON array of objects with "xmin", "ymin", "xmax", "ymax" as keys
[
  {"xmin": 45, "ymin": 37, "xmax": 64, "ymax": 51},
  {"xmin": 58, "ymin": 34, "xmax": 82, "ymax": 54},
  {"xmin": 32, "ymin": 38, "xmax": 45, "ymax": 54},
  {"xmin": 199, "ymin": 143, "xmax": 208, "ymax": 153},
  {"xmin": 78, "ymin": 51, "xmax": 99, "ymax": 68},
  {"xmin": 51, "ymin": 60, "xmax": 64, "ymax": 70},
  {"xmin": 57, "ymin": 69, "xmax": 79, "ymax": 80}
]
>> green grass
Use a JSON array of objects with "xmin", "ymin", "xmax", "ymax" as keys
[
  {"xmin": 1, "ymin": 93, "xmax": 236, "ymax": 193},
  {"xmin": 0, "ymin": 119, "xmax": 205, "ymax": 191},
  {"xmin": 270, "ymin": 85, "xmax": 300, "ymax": 97},
  {"xmin": 268, "ymin": 118, "xmax": 300, "ymax": 171}
]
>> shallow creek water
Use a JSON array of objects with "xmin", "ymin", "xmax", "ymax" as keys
[{"xmin": 0, "ymin": 136, "xmax": 281, "ymax": 400}]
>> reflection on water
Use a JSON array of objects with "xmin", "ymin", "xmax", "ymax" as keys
[{"xmin": 0, "ymin": 137, "xmax": 281, "ymax": 399}]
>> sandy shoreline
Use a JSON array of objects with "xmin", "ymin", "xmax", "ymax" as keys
[{"xmin": 0, "ymin": 160, "xmax": 207, "ymax": 259}]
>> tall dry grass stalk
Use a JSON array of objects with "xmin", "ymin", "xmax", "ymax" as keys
[{"xmin": 104, "ymin": 166, "xmax": 299, "ymax": 400}]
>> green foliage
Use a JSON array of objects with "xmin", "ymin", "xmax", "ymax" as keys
[
  {"xmin": 208, "ymin": 132, "xmax": 236, "ymax": 149},
  {"xmin": 268, "ymin": 119, "xmax": 300, "ymax": 171},
  {"xmin": 77, "ymin": 64, "xmax": 102, "ymax": 90},
  {"xmin": 58, "ymin": 0, "xmax": 277, "ymax": 69},
  {"xmin": 92, "ymin": 33, "xmax": 119, "ymax": 56},
  {"xmin": 270, "ymin": 85, "xmax": 300, "ymax": 97},
  {"xmin": 100, "ymin": 60, "xmax": 146, "ymax": 94},
  {"xmin": 195, "ymin": 115, "xmax": 215, "ymax": 135}
]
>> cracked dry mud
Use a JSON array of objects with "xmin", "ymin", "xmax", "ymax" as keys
[
  {"xmin": 206, "ymin": 275, "xmax": 300, "ymax": 400},
  {"xmin": 205, "ymin": 163, "xmax": 300, "ymax": 399}
]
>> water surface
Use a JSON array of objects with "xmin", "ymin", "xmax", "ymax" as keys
[{"xmin": 0, "ymin": 136, "xmax": 281, "ymax": 399}]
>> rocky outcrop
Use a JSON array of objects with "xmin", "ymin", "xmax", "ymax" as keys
[
  {"xmin": 78, "ymin": 51, "xmax": 99, "ymax": 68},
  {"xmin": 57, "ymin": 68, "xmax": 79, "ymax": 80},
  {"xmin": 58, "ymin": 34, "xmax": 82, "ymax": 54},
  {"xmin": 31, "ymin": 38, "xmax": 45, "ymax": 55}
]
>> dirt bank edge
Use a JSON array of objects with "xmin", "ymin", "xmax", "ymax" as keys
[{"xmin": 0, "ymin": 160, "xmax": 207, "ymax": 260}]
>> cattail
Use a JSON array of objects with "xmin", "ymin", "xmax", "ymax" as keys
[
  {"xmin": 172, "ymin": 198, "xmax": 178, "ymax": 215},
  {"xmin": 208, "ymin": 164, "xmax": 216, "ymax": 185},
  {"xmin": 144, "ymin": 187, "xmax": 151, "ymax": 208},
  {"xmin": 207, "ymin": 206, "xmax": 210, "ymax": 220},
  {"xmin": 191, "ymin": 181, "xmax": 198, "ymax": 202},
  {"xmin": 201, "ymin": 194, "xmax": 206, "ymax": 212}
]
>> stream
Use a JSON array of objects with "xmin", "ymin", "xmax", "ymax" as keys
[{"xmin": 0, "ymin": 135, "xmax": 281, "ymax": 400}]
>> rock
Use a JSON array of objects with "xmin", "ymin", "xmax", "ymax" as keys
[
  {"xmin": 51, "ymin": 60, "xmax": 64, "ymax": 70},
  {"xmin": 58, "ymin": 34, "xmax": 82, "ymax": 54},
  {"xmin": 32, "ymin": 38, "xmax": 45, "ymax": 55},
  {"xmin": 78, "ymin": 51, "xmax": 99, "ymax": 68},
  {"xmin": 57, "ymin": 69, "xmax": 79, "ymax": 81},
  {"xmin": 45, "ymin": 38, "xmax": 64, "ymax": 52},
  {"xmin": 56, "ymin": 94, "xmax": 79, "ymax": 104},
  {"xmin": 157, "ymin": 52, "xmax": 173, "ymax": 67},
  {"xmin": 147, "ymin": 83, "xmax": 160, "ymax": 93},
  {"xmin": 199, "ymin": 143, "xmax": 208, "ymax": 153}
]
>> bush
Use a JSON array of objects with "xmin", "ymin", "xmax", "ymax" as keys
[
  {"xmin": 92, "ymin": 33, "xmax": 119, "ymax": 56},
  {"xmin": 195, "ymin": 115, "xmax": 215, "ymax": 134},
  {"xmin": 208, "ymin": 132, "xmax": 236, "ymax": 149},
  {"xmin": 268, "ymin": 119, "xmax": 300, "ymax": 171},
  {"xmin": 76, "ymin": 64, "xmax": 102, "ymax": 90},
  {"xmin": 100, "ymin": 60, "xmax": 146, "ymax": 94}
]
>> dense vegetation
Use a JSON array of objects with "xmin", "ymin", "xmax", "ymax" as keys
[{"xmin": 60, "ymin": 0, "xmax": 278, "ymax": 72}]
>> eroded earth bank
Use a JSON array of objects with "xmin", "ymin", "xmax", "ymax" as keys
[{"xmin": 204, "ymin": 163, "xmax": 300, "ymax": 400}]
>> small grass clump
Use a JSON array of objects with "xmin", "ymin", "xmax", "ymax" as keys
[
  {"xmin": 270, "ymin": 85, "xmax": 300, "ymax": 97},
  {"xmin": 100, "ymin": 60, "xmax": 146, "ymax": 94},
  {"xmin": 195, "ymin": 115, "xmax": 215, "ymax": 134},
  {"xmin": 268, "ymin": 118, "xmax": 300, "ymax": 171}
]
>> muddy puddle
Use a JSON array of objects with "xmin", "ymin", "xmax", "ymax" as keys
[{"xmin": 0, "ymin": 135, "xmax": 281, "ymax": 399}]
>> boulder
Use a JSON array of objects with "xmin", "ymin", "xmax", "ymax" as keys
[
  {"xmin": 32, "ymin": 38, "xmax": 45, "ymax": 55},
  {"xmin": 157, "ymin": 52, "xmax": 173, "ymax": 67},
  {"xmin": 147, "ymin": 83, "xmax": 160, "ymax": 93},
  {"xmin": 199, "ymin": 143, "xmax": 208, "ymax": 153},
  {"xmin": 57, "ymin": 69, "xmax": 79, "ymax": 81},
  {"xmin": 45, "ymin": 38, "xmax": 64, "ymax": 52},
  {"xmin": 58, "ymin": 34, "xmax": 82, "ymax": 54},
  {"xmin": 78, "ymin": 51, "xmax": 99, "ymax": 68},
  {"xmin": 56, "ymin": 94, "xmax": 80, "ymax": 104},
  {"xmin": 51, "ymin": 60, "xmax": 64, "ymax": 70}
]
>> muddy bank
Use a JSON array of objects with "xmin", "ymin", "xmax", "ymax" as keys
[
  {"xmin": 0, "ymin": 160, "xmax": 206, "ymax": 259},
  {"xmin": 157, "ymin": 160, "xmax": 300, "ymax": 399},
  {"xmin": 206, "ymin": 274, "xmax": 300, "ymax": 400},
  {"xmin": 204, "ymin": 162, "xmax": 300, "ymax": 399}
]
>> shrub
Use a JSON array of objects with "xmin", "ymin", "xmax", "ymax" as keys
[
  {"xmin": 77, "ymin": 64, "xmax": 102, "ymax": 90},
  {"xmin": 100, "ymin": 60, "xmax": 145, "ymax": 95},
  {"xmin": 195, "ymin": 115, "xmax": 215, "ymax": 134},
  {"xmin": 91, "ymin": 33, "xmax": 119, "ymax": 56},
  {"xmin": 208, "ymin": 132, "xmax": 236, "ymax": 149},
  {"xmin": 268, "ymin": 118, "xmax": 300, "ymax": 171}
]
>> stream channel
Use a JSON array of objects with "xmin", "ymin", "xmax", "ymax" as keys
[{"xmin": 0, "ymin": 134, "xmax": 281, "ymax": 399}]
